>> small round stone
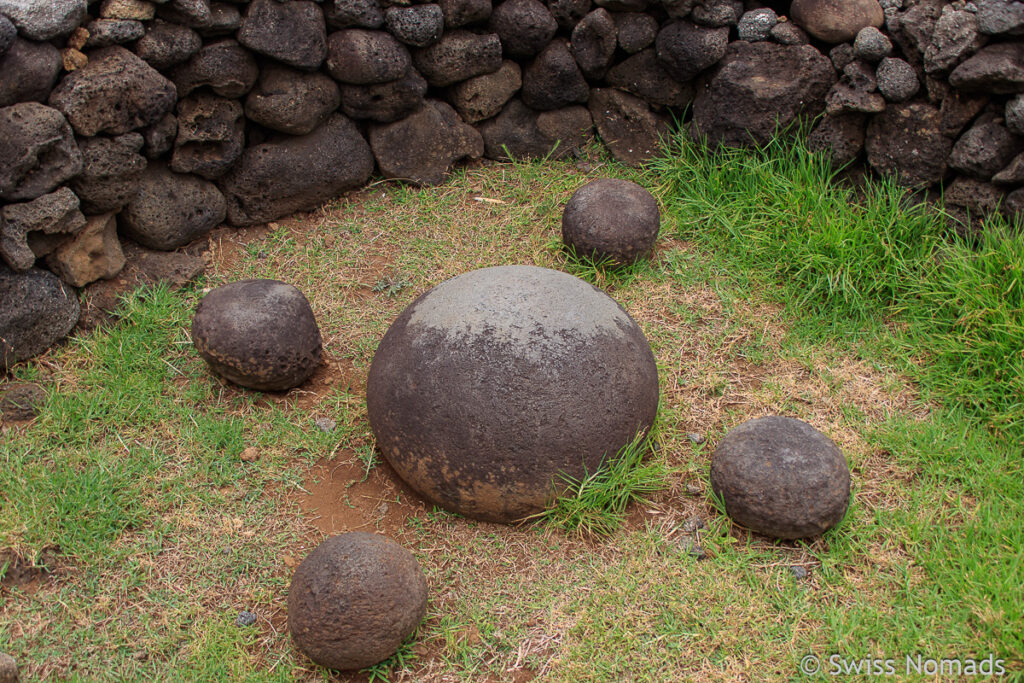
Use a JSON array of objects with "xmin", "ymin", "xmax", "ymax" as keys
[
  {"xmin": 853, "ymin": 25, "xmax": 892, "ymax": 61},
  {"xmin": 710, "ymin": 416, "xmax": 851, "ymax": 539},
  {"xmin": 191, "ymin": 279, "xmax": 322, "ymax": 392},
  {"xmin": 562, "ymin": 179, "xmax": 661, "ymax": 264},
  {"xmin": 235, "ymin": 610, "xmax": 257, "ymax": 627},
  {"xmin": 876, "ymin": 57, "xmax": 919, "ymax": 103},
  {"xmin": 737, "ymin": 8, "xmax": 778, "ymax": 42},
  {"xmin": 288, "ymin": 533, "xmax": 428, "ymax": 671},
  {"xmin": 367, "ymin": 265, "xmax": 660, "ymax": 522}
]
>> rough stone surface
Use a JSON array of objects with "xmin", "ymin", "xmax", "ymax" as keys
[
  {"xmin": 589, "ymin": 87, "xmax": 667, "ymax": 166},
  {"xmin": 737, "ymin": 8, "xmax": 777, "ymax": 42},
  {"xmin": 547, "ymin": 0, "xmax": 591, "ymax": 29},
  {"xmin": 171, "ymin": 94, "xmax": 244, "ymax": 179},
  {"xmin": 244, "ymin": 64, "xmax": 340, "ymax": 135},
  {"xmin": 710, "ymin": 416, "xmax": 851, "ymax": 539},
  {"xmin": 46, "ymin": 212, "xmax": 125, "ymax": 287},
  {"xmin": 385, "ymin": 5, "xmax": 443, "ymax": 47},
  {"xmin": 439, "ymin": 0, "xmax": 491, "ymax": 28},
  {"xmin": 48, "ymin": 46, "xmax": 176, "ymax": 136},
  {"xmin": 562, "ymin": 178, "xmax": 660, "ymax": 263},
  {"xmin": 923, "ymin": 3, "xmax": 985, "ymax": 76},
  {"xmin": 790, "ymin": 0, "xmax": 884, "ymax": 43},
  {"xmin": 0, "ymin": 383, "xmax": 46, "ymax": 421},
  {"xmin": 808, "ymin": 113, "xmax": 866, "ymax": 167},
  {"xmin": 100, "ymin": 0, "xmax": 156, "ymax": 21},
  {"xmin": 691, "ymin": 0, "xmax": 742, "ymax": 27},
  {"xmin": 479, "ymin": 98, "xmax": 592, "ymax": 159},
  {"xmin": 606, "ymin": 49, "xmax": 693, "ymax": 109},
  {"xmin": 237, "ymin": 0, "xmax": 327, "ymax": 71},
  {"xmin": 413, "ymin": 30, "xmax": 503, "ymax": 86},
  {"xmin": 83, "ymin": 19, "xmax": 146, "ymax": 47},
  {"xmin": 1005, "ymin": 187, "xmax": 1024, "ymax": 222},
  {"xmin": 218, "ymin": 114, "xmax": 373, "ymax": 226},
  {"xmin": 449, "ymin": 60, "xmax": 521, "ymax": 124},
  {"xmin": 326, "ymin": 29, "xmax": 411, "ymax": 85},
  {"xmin": 614, "ymin": 12, "xmax": 657, "ymax": 53},
  {"xmin": 976, "ymin": 0, "xmax": 1024, "ymax": 36},
  {"xmin": 201, "ymin": 3, "xmax": 241, "ymax": 37},
  {"xmin": 369, "ymin": 100, "xmax": 483, "ymax": 185},
  {"xmin": 324, "ymin": 0, "xmax": 385, "ymax": 29},
  {"xmin": 120, "ymin": 163, "xmax": 226, "ymax": 249},
  {"xmin": 339, "ymin": 70, "xmax": 427, "ymax": 123},
  {"xmin": 825, "ymin": 59, "xmax": 885, "ymax": 115},
  {"xmin": 366, "ymin": 265, "xmax": 660, "ymax": 522},
  {"xmin": 691, "ymin": 41, "xmax": 836, "ymax": 148},
  {"xmin": 157, "ymin": 0, "xmax": 213, "ymax": 29},
  {"xmin": 0, "ymin": 15, "xmax": 15, "ymax": 56},
  {"xmin": 948, "ymin": 42, "xmax": 1024, "ymax": 94},
  {"xmin": 0, "ymin": 188, "xmax": 86, "ymax": 271},
  {"xmin": 655, "ymin": 21, "xmax": 729, "ymax": 82},
  {"xmin": 192, "ymin": 279, "xmax": 322, "ymax": 391},
  {"xmin": 944, "ymin": 176, "xmax": 1006, "ymax": 215},
  {"xmin": 949, "ymin": 120, "xmax": 1024, "ymax": 180},
  {"xmin": 853, "ymin": 25, "xmax": 892, "ymax": 61},
  {"xmin": 143, "ymin": 113, "xmax": 177, "ymax": 160},
  {"xmin": 876, "ymin": 56, "xmax": 919, "ymax": 102},
  {"xmin": 522, "ymin": 38, "xmax": 590, "ymax": 111},
  {"xmin": 941, "ymin": 90, "xmax": 988, "ymax": 137},
  {"xmin": 0, "ymin": 38, "xmax": 62, "ymax": 107},
  {"xmin": 1007, "ymin": 94, "xmax": 1024, "ymax": 135},
  {"xmin": 171, "ymin": 39, "xmax": 259, "ymax": 99},
  {"xmin": 490, "ymin": 0, "xmax": 558, "ymax": 59},
  {"xmin": 570, "ymin": 8, "xmax": 617, "ymax": 80},
  {"xmin": 769, "ymin": 20, "xmax": 810, "ymax": 45},
  {"xmin": 0, "ymin": 102, "xmax": 83, "ymax": 202},
  {"xmin": 865, "ymin": 102, "xmax": 952, "ymax": 187},
  {"xmin": 68, "ymin": 133, "xmax": 146, "ymax": 215},
  {"xmin": 134, "ymin": 19, "xmax": 202, "ymax": 69},
  {"xmin": 0, "ymin": 265, "xmax": 80, "ymax": 372},
  {"xmin": 0, "ymin": 0, "xmax": 86, "ymax": 41},
  {"xmin": 288, "ymin": 533, "xmax": 428, "ymax": 670}
]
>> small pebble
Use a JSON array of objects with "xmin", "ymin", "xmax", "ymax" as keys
[
  {"xmin": 239, "ymin": 446, "xmax": 260, "ymax": 462},
  {"xmin": 790, "ymin": 565, "xmax": 809, "ymax": 580},
  {"xmin": 685, "ymin": 484, "xmax": 703, "ymax": 496},
  {"xmin": 313, "ymin": 417, "xmax": 336, "ymax": 432},
  {"xmin": 682, "ymin": 515, "xmax": 706, "ymax": 533},
  {"xmin": 686, "ymin": 432, "xmax": 706, "ymax": 444},
  {"xmin": 235, "ymin": 610, "xmax": 257, "ymax": 627}
]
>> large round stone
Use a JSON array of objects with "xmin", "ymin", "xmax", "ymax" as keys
[
  {"xmin": 191, "ymin": 279, "xmax": 322, "ymax": 391},
  {"xmin": 562, "ymin": 178, "xmax": 660, "ymax": 264},
  {"xmin": 710, "ymin": 416, "xmax": 851, "ymax": 539},
  {"xmin": 367, "ymin": 265, "xmax": 660, "ymax": 523},
  {"xmin": 288, "ymin": 533, "xmax": 428, "ymax": 671}
]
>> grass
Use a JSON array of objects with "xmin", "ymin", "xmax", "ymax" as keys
[{"xmin": 1, "ymin": 135, "xmax": 1021, "ymax": 680}]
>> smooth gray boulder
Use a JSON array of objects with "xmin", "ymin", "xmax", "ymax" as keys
[{"xmin": 367, "ymin": 265, "xmax": 660, "ymax": 523}]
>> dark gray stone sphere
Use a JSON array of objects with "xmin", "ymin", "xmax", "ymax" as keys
[
  {"xmin": 367, "ymin": 265, "xmax": 660, "ymax": 523},
  {"xmin": 191, "ymin": 279, "xmax": 322, "ymax": 391},
  {"xmin": 710, "ymin": 416, "xmax": 851, "ymax": 539},
  {"xmin": 562, "ymin": 178, "xmax": 660, "ymax": 264},
  {"xmin": 288, "ymin": 533, "xmax": 428, "ymax": 671}
]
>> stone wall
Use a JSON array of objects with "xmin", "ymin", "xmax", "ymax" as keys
[{"xmin": 2, "ymin": 0, "xmax": 1023, "ymax": 369}]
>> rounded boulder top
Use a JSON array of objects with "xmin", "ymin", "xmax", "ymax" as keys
[
  {"xmin": 191, "ymin": 279, "xmax": 322, "ymax": 392},
  {"xmin": 710, "ymin": 415, "xmax": 851, "ymax": 540},
  {"xmin": 287, "ymin": 532, "xmax": 428, "ymax": 671},
  {"xmin": 367, "ymin": 265, "xmax": 660, "ymax": 523},
  {"xmin": 562, "ymin": 178, "xmax": 660, "ymax": 265}
]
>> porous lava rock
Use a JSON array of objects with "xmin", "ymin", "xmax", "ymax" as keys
[
  {"xmin": 156, "ymin": 0, "xmax": 213, "ymax": 29},
  {"xmin": 790, "ymin": 0, "xmax": 884, "ymax": 44},
  {"xmin": 325, "ymin": 0, "xmax": 385, "ymax": 29},
  {"xmin": 68, "ymin": 132, "xmax": 147, "ymax": 214},
  {"xmin": 120, "ymin": 163, "xmax": 226, "ymax": 249},
  {"xmin": 691, "ymin": 41, "xmax": 835, "ymax": 148},
  {"xmin": 0, "ymin": 265, "xmax": 80, "ymax": 372},
  {"xmin": 449, "ymin": 60, "xmax": 522, "ymax": 124},
  {"xmin": 0, "ymin": 38, "xmax": 62, "ymax": 107},
  {"xmin": 439, "ymin": 0, "xmax": 492, "ymax": 28},
  {"xmin": 588, "ymin": 87, "xmax": 668, "ymax": 166},
  {"xmin": 570, "ymin": 8, "xmax": 617, "ymax": 80},
  {"xmin": 614, "ymin": 12, "xmax": 657, "ymax": 53},
  {"xmin": 0, "ymin": 187, "xmax": 86, "ymax": 271},
  {"xmin": 710, "ymin": 416, "xmax": 850, "ymax": 539},
  {"xmin": 287, "ymin": 533, "xmax": 428, "ymax": 671},
  {"xmin": 0, "ymin": 102, "xmax": 83, "ymax": 202},
  {"xmin": 606, "ymin": 49, "xmax": 694, "ymax": 108},
  {"xmin": 191, "ymin": 279, "xmax": 322, "ymax": 391},
  {"xmin": 237, "ymin": 0, "xmax": 327, "ymax": 71},
  {"xmin": 369, "ymin": 100, "xmax": 483, "ymax": 185},
  {"xmin": 385, "ymin": 4, "xmax": 443, "ymax": 47},
  {"xmin": 412, "ymin": 30, "xmax": 503, "ymax": 86},
  {"xmin": 46, "ymin": 212, "xmax": 125, "ymax": 287},
  {"xmin": 562, "ymin": 178, "xmax": 660, "ymax": 263},
  {"xmin": 948, "ymin": 120, "xmax": 1024, "ymax": 180},
  {"xmin": 83, "ymin": 18, "xmax": 146, "ymax": 47},
  {"xmin": 244, "ymin": 64, "xmax": 341, "ymax": 135},
  {"xmin": 547, "ymin": 0, "xmax": 591, "ymax": 29},
  {"xmin": 807, "ymin": 113, "xmax": 866, "ymax": 167},
  {"xmin": 655, "ymin": 20, "xmax": 729, "ymax": 82},
  {"xmin": 366, "ymin": 265, "xmax": 660, "ymax": 522},
  {"xmin": 48, "ymin": 46, "xmax": 176, "ymax": 137},
  {"xmin": 479, "ymin": 98, "xmax": 592, "ymax": 159},
  {"xmin": 522, "ymin": 38, "xmax": 590, "ymax": 111},
  {"xmin": 865, "ymin": 102, "xmax": 952, "ymax": 187},
  {"xmin": 0, "ymin": 15, "xmax": 15, "ymax": 56},
  {"xmin": 491, "ymin": 0, "xmax": 558, "ymax": 59},
  {"xmin": 217, "ymin": 114, "xmax": 373, "ymax": 226},
  {"xmin": 948, "ymin": 42, "xmax": 1024, "ymax": 94},
  {"xmin": 171, "ymin": 39, "xmax": 259, "ymax": 98},
  {"xmin": 134, "ymin": 20, "xmax": 202, "ymax": 69},
  {"xmin": 170, "ymin": 93, "xmax": 245, "ymax": 179},
  {"xmin": 0, "ymin": 0, "xmax": 86, "ymax": 41},
  {"xmin": 326, "ymin": 28, "xmax": 411, "ymax": 85},
  {"xmin": 339, "ymin": 70, "xmax": 427, "ymax": 123}
]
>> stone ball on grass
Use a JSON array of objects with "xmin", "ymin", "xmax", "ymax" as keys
[
  {"xmin": 710, "ymin": 416, "xmax": 851, "ymax": 539},
  {"xmin": 288, "ymin": 532, "xmax": 428, "ymax": 671},
  {"xmin": 367, "ymin": 265, "xmax": 660, "ymax": 523},
  {"xmin": 191, "ymin": 279, "xmax": 322, "ymax": 391},
  {"xmin": 562, "ymin": 178, "xmax": 660, "ymax": 265}
]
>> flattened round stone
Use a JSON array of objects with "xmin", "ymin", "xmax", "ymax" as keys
[
  {"xmin": 191, "ymin": 279, "xmax": 322, "ymax": 391},
  {"xmin": 562, "ymin": 178, "xmax": 660, "ymax": 263},
  {"xmin": 367, "ymin": 265, "xmax": 660, "ymax": 523},
  {"xmin": 710, "ymin": 416, "xmax": 851, "ymax": 539},
  {"xmin": 288, "ymin": 533, "xmax": 428, "ymax": 671}
]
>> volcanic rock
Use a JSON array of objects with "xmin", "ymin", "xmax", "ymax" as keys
[
  {"xmin": 522, "ymin": 38, "xmax": 590, "ymax": 111},
  {"xmin": 0, "ymin": 265, "xmax": 80, "ymax": 372},
  {"xmin": 0, "ymin": 102, "xmax": 83, "ymax": 202},
  {"xmin": 0, "ymin": 38, "xmax": 62, "ymax": 107},
  {"xmin": 589, "ymin": 87, "xmax": 668, "ymax": 165},
  {"xmin": 244, "ymin": 64, "xmax": 341, "ymax": 135},
  {"xmin": 562, "ymin": 178, "xmax": 660, "ymax": 263},
  {"xmin": 46, "ymin": 212, "xmax": 125, "ymax": 287},
  {"xmin": 134, "ymin": 20, "xmax": 202, "ymax": 69},
  {"xmin": 68, "ymin": 133, "xmax": 146, "ymax": 215},
  {"xmin": 326, "ymin": 29, "xmax": 411, "ymax": 84},
  {"xmin": 865, "ymin": 102, "xmax": 951, "ymax": 187},
  {"xmin": 237, "ymin": 0, "xmax": 327, "ymax": 71},
  {"xmin": 413, "ymin": 30, "xmax": 503, "ymax": 86},
  {"xmin": 449, "ymin": 60, "xmax": 521, "ymax": 123},
  {"xmin": 339, "ymin": 70, "xmax": 427, "ymax": 123},
  {"xmin": 385, "ymin": 4, "xmax": 443, "ymax": 47},
  {"xmin": 120, "ymin": 163, "xmax": 226, "ymax": 249},
  {"xmin": 655, "ymin": 20, "xmax": 729, "ymax": 82},
  {"xmin": 171, "ymin": 39, "xmax": 259, "ymax": 98},
  {"xmin": 0, "ymin": 188, "xmax": 85, "ymax": 271},
  {"xmin": 790, "ymin": 0, "xmax": 884, "ymax": 43},
  {"xmin": 479, "ymin": 98, "xmax": 592, "ymax": 159},
  {"xmin": 490, "ymin": 0, "xmax": 558, "ymax": 59}
]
